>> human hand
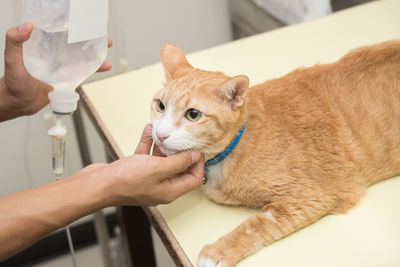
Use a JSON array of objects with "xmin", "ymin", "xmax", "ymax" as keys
[
  {"xmin": 104, "ymin": 124, "xmax": 205, "ymax": 206},
  {"xmin": 0, "ymin": 22, "xmax": 112, "ymax": 120}
]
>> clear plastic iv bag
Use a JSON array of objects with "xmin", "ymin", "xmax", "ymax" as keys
[{"xmin": 23, "ymin": 0, "xmax": 108, "ymax": 114}]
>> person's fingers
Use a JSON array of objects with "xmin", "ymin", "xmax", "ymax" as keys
[
  {"xmin": 156, "ymin": 150, "xmax": 202, "ymax": 178},
  {"xmin": 186, "ymin": 153, "xmax": 205, "ymax": 178},
  {"xmin": 160, "ymin": 156, "xmax": 205, "ymax": 201},
  {"xmin": 108, "ymin": 38, "xmax": 113, "ymax": 48},
  {"xmin": 6, "ymin": 22, "xmax": 34, "ymax": 45},
  {"xmin": 152, "ymin": 144, "xmax": 165, "ymax": 157},
  {"xmin": 135, "ymin": 124, "xmax": 154, "ymax": 154},
  {"xmin": 4, "ymin": 22, "xmax": 34, "ymax": 66},
  {"xmin": 97, "ymin": 61, "xmax": 112, "ymax": 72}
]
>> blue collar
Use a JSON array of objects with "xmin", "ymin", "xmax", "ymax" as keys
[{"xmin": 205, "ymin": 123, "xmax": 246, "ymax": 172}]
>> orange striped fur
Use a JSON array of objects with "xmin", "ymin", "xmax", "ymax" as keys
[{"xmin": 151, "ymin": 41, "xmax": 400, "ymax": 267}]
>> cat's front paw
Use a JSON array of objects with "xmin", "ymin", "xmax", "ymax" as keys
[{"xmin": 198, "ymin": 244, "xmax": 233, "ymax": 267}]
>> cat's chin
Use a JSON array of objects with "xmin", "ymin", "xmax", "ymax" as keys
[{"xmin": 158, "ymin": 145, "xmax": 180, "ymax": 156}]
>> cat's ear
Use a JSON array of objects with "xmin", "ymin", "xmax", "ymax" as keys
[
  {"xmin": 161, "ymin": 42, "xmax": 192, "ymax": 80},
  {"xmin": 220, "ymin": 75, "xmax": 249, "ymax": 109}
]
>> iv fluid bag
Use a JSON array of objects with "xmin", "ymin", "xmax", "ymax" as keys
[{"xmin": 23, "ymin": 0, "xmax": 108, "ymax": 114}]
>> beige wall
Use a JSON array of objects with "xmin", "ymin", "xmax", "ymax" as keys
[{"xmin": 0, "ymin": 0, "xmax": 232, "ymax": 196}]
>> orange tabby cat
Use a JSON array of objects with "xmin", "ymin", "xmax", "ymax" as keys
[{"xmin": 151, "ymin": 41, "xmax": 400, "ymax": 267}]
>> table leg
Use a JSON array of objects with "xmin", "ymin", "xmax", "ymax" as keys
[{"xmin": 117, "ymin": 206, "xmax": 157, "ymax": 267}]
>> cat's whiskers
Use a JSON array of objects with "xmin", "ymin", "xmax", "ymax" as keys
[
  {"xmin": 193, "ymin": 141, "xmax": 227, "ymax": 171},
  {"xmin": 195, "ymin": 141, "xmax": 222, "ymax": 156},
  {"xmin": 200, "ymin": 141, "xmax": 237, "ymax": 173}
]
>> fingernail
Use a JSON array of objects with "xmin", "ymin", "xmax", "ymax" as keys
[
  {"xmin": 18, "ymin": 22, "xmax": 28, "ymax": 33},
  {"xmin": 190, "ymin": 150, "xmax": 200, "ymax": 162}
]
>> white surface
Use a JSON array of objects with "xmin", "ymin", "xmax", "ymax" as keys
[{"xmin": 82, "ymin": 0, "xmax": 400, "ymax": 266}]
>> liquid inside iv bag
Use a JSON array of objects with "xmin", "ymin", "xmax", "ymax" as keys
[
  {"xmin": 23, "ymin": 0, "xmax": 108, "ymax": 114},
  {"xmin": 23, "ymin": 26, "xmax": 108, "ymax": 94}
]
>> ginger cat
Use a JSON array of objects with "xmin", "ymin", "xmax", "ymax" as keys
[{"xmin": 151, "ymin": 41, "xmax": 400, "ymax": 267}]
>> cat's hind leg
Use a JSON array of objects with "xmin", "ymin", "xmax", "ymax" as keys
[{"xmin": 198, "ymin": 197, "xmax": 335, "ymax": 267}]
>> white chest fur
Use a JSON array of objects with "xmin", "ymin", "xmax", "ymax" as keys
[
  {"xmin": 204, "ymin": 164, "xmax": 224, "ymax": 190},
  {"xmin": 203, "ymin": 163, "xmax": 241, "ymax": 205}
]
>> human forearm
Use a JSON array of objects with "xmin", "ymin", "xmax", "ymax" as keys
[
  {"xmin": 0, "ymin": 125, "xmax": 204, "ymax": 261},
  {"xmin": 0, "ymin": 165, "xmax": 112, "ymax": 260}
]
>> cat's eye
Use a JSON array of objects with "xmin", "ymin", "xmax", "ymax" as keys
[
  {"xmin": 185, "ymin": 109, "xmax": 202, "ymax": 122},
  {"xmin": 156, "ymin": 100, "xmax": 165, "ymax": 113}
]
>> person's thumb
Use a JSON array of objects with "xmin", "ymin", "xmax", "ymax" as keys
[
  {"xmin": 4, "ymin": 22, "xmax": 34, "ymax": 65},
  {"xmin": 135, "ymin": 124, "xmax": 153, "ymax": 154},
  {"xmin": 158, "ymin": 150, "xmax": 202, "ymax": 178}
]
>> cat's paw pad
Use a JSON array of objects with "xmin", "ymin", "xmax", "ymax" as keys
[{"xmin": 198, "ymin": 245, "xmax": 231, "ymax": 267}]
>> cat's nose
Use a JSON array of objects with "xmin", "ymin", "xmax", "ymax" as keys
[{"xmin": 156, "ymin": 132, "xmax": 169, "ymax": 143}]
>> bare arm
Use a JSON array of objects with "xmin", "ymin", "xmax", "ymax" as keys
[
  {"xmin": 0, "ymin": 125, "xmax": 204, "ymax": 261},
  {"xmin": 0, "ymin": 167, "xmax": 108, "ymax": 260}
]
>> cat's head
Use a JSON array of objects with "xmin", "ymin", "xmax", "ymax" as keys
[{"xmin": 151, "ymin": 43, "xmax": 249, "ymax": 159}]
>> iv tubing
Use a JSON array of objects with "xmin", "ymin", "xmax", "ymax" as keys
[
  {"xmin": 56, "ymin": 172, "xmax": 78, "ymax": 267},
  {"xmin": 55, "ymin": 171, "xmax": 78, "ymax": 267},
  {"xmin": 49, "ymin": 116, "xmax": 78, "ymax": 267},
  {"xmin": 66, "ymin": 223, "xmax": 78, "ymax": 267}
]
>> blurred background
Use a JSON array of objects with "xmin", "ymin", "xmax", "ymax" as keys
[{"xmin": 0, "ymin": 0, "xmax": 373, "ymax": 266}]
